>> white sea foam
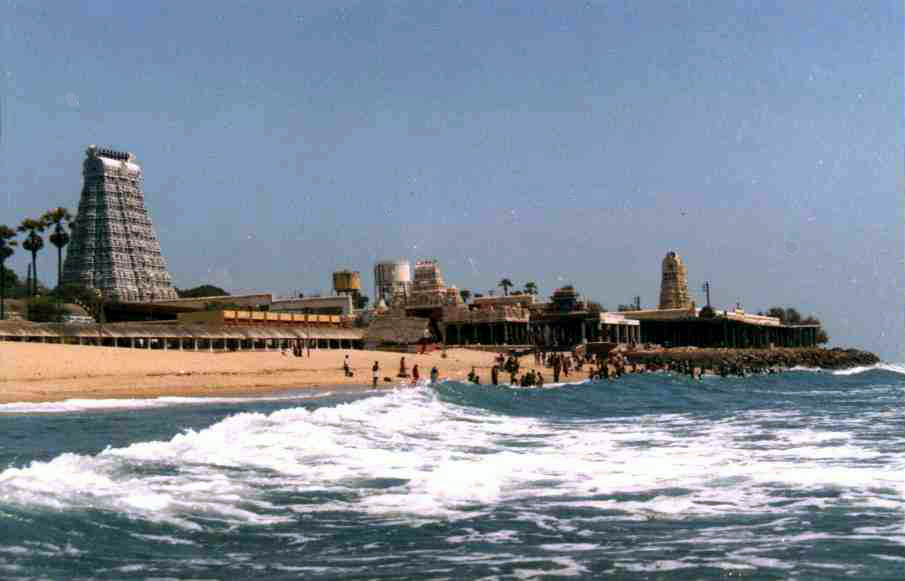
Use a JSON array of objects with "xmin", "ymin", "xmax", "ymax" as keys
[
  {"xmin": 539, "ymin": 543, "xmax": 600, "ymax": 552},
  {"xmin": 788, "ymin": 362, "xmax": 905, "ymax": 376},
  {"xmin": 446, "ymin": 529, "xmax": 520, "ymax": 544},
  {"xmin": 501, "ymin": 378, "xmax": 590, "ymax": 389},
  {"xmin": 0, "ymin": 392, "xmax": 332, "ymax": 414},
  {"xmin": 789, "ymin": 365, "xmax": 824, "ymax": 372},
  {"xmin": 130, "ymin": 533, "xmax": 197, "ymax": 546},
  {"xmin": 0, "ymin": 384, "xmax": 901, "ymax": 540},
  {"xmin": 832, "ymin": 362, "xmax": 905, "ymax": 376},
  {"xmin": 513, "ymin": 556, "xmax": 589, "ymax": 578}
]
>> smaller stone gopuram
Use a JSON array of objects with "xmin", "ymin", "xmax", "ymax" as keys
[
  {"xmin": 404, "ymin": 260, "xmax": 461, "ymax": 308},
  {"xmin": 658, "ymin": 251, "xmax": 692, "ymax": 310}
]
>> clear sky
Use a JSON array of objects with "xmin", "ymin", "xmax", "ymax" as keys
[{"xmin": 2, "ymin": 2, "xmax": 902, "ymax": 361}]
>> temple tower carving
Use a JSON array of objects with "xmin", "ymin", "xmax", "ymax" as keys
[
  {"xmin": 658, "ymin": 251, "xmax": 692, "ymax": 310},
  {"xmin": 62, "ymin": 146, "xmax": 178, "ymax": 302}
]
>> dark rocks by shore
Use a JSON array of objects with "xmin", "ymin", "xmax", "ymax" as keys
[{"xmin": 625, "ymin": 347, "xmax": 880, "ymax": 373}]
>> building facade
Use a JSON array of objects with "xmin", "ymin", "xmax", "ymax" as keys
[
  {"xmin": 62, "ymin": 146, "xmax": 177, "ymax": 302},
  {"xmin": 271, "ymin": 295, "xmax": 354, "ymax": 316}
]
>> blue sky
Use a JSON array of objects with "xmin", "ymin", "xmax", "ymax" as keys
[{"xmin": 2, "ymin": 2, "xmax": 902, "ymax": 360}]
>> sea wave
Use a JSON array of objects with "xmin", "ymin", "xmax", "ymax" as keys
[
  {"xmin": 831, "ymin": 363, "xmax": 905, "ymax": 376},
  {"xmin": 0, "ymin": 381, "xmax": 900, "ymax": 535},
  {"xmin": 0, "ymin": 392, "xmax": 332, "ymax": 414},
  {"xmin": 788, "ymin": 363, "xmax": 905, "ymax": 376}
]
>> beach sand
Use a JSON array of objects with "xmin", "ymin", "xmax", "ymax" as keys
[{"xmin": 0, "ymin": 343, "xmax": 507, "ymax": 403}]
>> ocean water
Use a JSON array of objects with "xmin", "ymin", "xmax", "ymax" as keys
[{"xmin": 0, "ymin": 366, "xmax": 902, "ymax": 580}]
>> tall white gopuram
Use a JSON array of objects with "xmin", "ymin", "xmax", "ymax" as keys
[{"xmin": 62, "ymin": 146, "xmax": 178, "ymax": 302}]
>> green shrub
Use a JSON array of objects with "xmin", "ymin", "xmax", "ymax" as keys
[{"xmin": 27, "ymin": 296, "xmax": 65, "ymax": 322}]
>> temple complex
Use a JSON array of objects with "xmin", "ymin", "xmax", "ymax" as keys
[
  {"xmin": 618, "ymin": 250, "xmax": 819, "ymax": 348},
  {"xmin": 658, "ymin": 251, "xmax": 692, "ymax": 309},
  {"xmin": 527, "ymin": 286, "xmax": 640, "ymax": 347},
  {"xmin": 62, "ymin": 146, "xmax": 177, "ymax": 302},
  {"xmin": 440, "ymin": 285, "xmax": 640, "ymax": 348}
]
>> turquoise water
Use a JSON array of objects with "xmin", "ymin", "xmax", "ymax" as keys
[{"xmin": 0, "ymin": 366, "xmax": 902, "ymax": 579}]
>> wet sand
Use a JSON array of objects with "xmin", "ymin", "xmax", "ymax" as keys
[{"xmin": 0, "ymin": 343, "xmax": 504, "ymax": 403}]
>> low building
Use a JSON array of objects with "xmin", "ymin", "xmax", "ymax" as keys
[
  {"xmin": 152, "ymin": 293, "xmax": 273, "ymax": 310},
  {"xmin": 531, "ymin": 307, "xmax": 640, "ymax": 348},
  {"xmin": 0, "ymin": 319, "xmax": 363, "ymax": 350},
  {"xmin": 620, "ymin": 307, "xmax": 819, "ymax": 348},
  {"xmin": 102, "ymin": 300, "xmax": 201, "ymax": 322},
  {"xmin": 441, "ymin": 304, "xmax": 532, "ymax": 346},
  {"xmin": 177, "ymin": 309, "xmax": 343, "ymax": 326},
  {"xmin": 439, "ymin": 286, "xmax": 639, "ymax": 349},
  {"xmin": 271, "ymin": 295, "xmax": 354, "ymax": 316}
]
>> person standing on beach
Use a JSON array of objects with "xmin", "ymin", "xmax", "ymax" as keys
[
  {"xmin": 411, "ymin": 364, "xmax": 420, "ymax": 385},
  {"xmin": 398, "ymin": 356, "xmax": 409, "ymax": 378},
  {"xmin": 552, "ymin": 354, "xmax": 561, "ymax": 383},
  {"xmin": 372, "ymin": 361, "xmax": 380, "ymax": 388},
  {"xmin": 491, "ymin": 365, "xmax": 499, "ymax": 386},
  {"xmin": 430, "ymin": 366, "xmax": 439, "ymax": 383},
  {"xmin": 343, "ymin": 354, "xmax": 353, "ymax": 378}
]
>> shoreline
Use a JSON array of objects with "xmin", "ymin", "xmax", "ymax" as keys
[{"xmin": 0, "ymin": 343, "xmax": 884, "ymax": 404}]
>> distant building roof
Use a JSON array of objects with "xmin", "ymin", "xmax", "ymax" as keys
[
  {"xmin": 151, "ymin": 294, "xmax": 273, "ymax": 310},
  {"xmin": 0, "ymin": 320, "xmax": 363, "ymax": 340},
  {"xmin": 364, "ymin": 315, "xmax": 431, "ymax": 344},
  {"xmin": 620, "ymin": 307, "xmax": 787, "ymax": 327}
]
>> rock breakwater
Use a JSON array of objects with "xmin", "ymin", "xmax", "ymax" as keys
[{"xmin": 625, "ymin": 347, "xmax": 880, "ymax": 373}]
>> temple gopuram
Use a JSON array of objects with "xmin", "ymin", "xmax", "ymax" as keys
[
  {"xmin": 658, "ymin": 251, "xmax": 692, "ymax": 309},
  {"xmin": 62, "ymin": 146, "xmax": 177, "ymax": 302}
]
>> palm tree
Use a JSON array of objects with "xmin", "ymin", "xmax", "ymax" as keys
[
  {"xmin": 43, "ymin": 207, "xmax": 73, "ymax": 289},
  {"xmin": 498, "ymin": 278, "xmax": 513, "ymax": 297},
  {"xmin": 0, "ymin": 225, "xmax": 18, "ymax": 320},
  {"xmin": 18, "ymin": 217, "xmax": 48, "ymax": 297},
  {"xmin": 524, "ymin": 281, "xmax": 538, "ymax": 295}
]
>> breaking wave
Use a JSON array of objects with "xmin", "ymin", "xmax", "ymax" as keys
[
  {"xmin": 1, "ymin": 381, "xmax": 901, "ymax": 525},
  {"xmin": 0, "ymin": 374, "xmax": 901, "ymax": 578},
  {"xmin": 0, "ymin": 392, "xmax": 333, "ymax": 414},
  {"xmin": 832, "ymin": 363, "xmax": 905, "ymax": 376}
]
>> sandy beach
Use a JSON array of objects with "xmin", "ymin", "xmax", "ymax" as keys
[{"xmin": 0, "ymin": 343, "xmax": 508, "ymax": 403}]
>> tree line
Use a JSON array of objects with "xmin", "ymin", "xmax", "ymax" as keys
[
  {"xmin": 1, "ymin": 208, "xmax": 78, "ymax": 321},
  {"xmin": 459, "ymin": 279, "xmax": 539, "ymax": 303},
  {"xmin": 761, "ymin": 306, "xmax": 829, "ymax": 343},
  {"xmin": 0, "ymin": 209, "xmax": 235, "ymax": 323}
]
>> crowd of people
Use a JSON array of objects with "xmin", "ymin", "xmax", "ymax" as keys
[
  {"xmin": 644, "ymin": 358, "xmax": 783, "ymax": 378},
  {"xmin": 343, "ymin": 349, "xmax": 778, "ymax": 391}
]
